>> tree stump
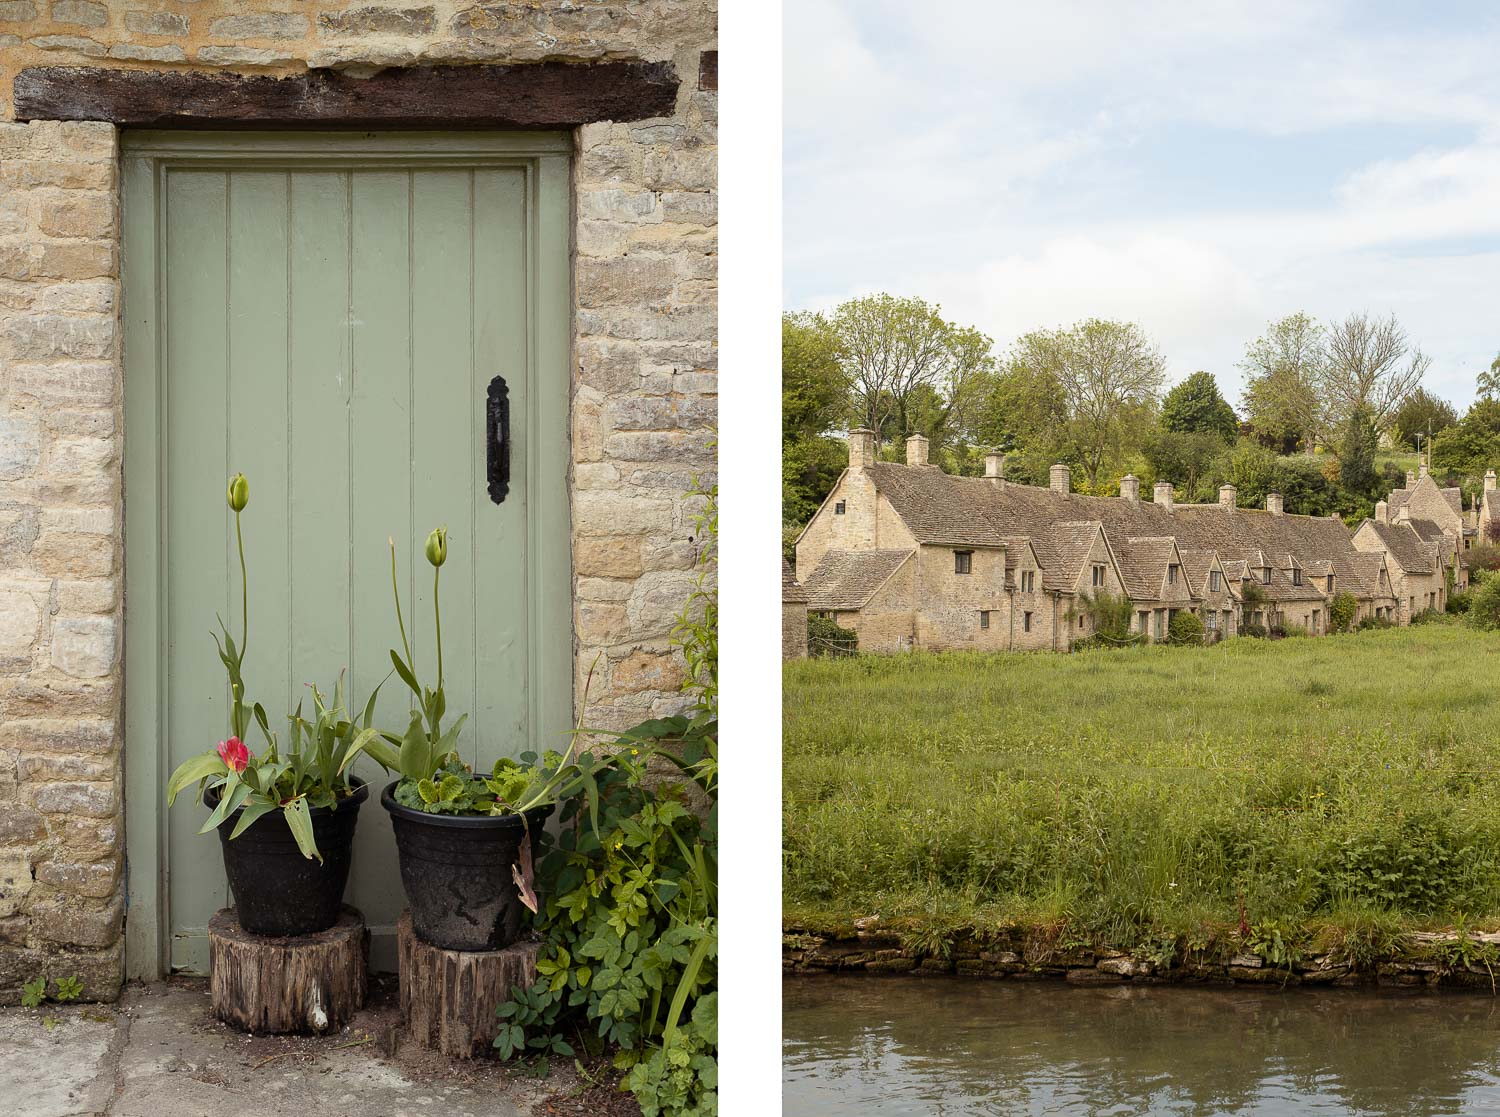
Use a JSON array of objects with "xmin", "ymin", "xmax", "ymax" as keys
[
  {"xmin": 397, "ymin": 910, "xmax": 540, "ymax": 1058},
  {"xmin": 208, "ymin": 905, "xmax": 367, "ymax": 1035}
]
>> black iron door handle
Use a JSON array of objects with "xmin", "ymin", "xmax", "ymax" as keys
[{"xmin": 487, "ymin": 375, "xmax": 509, "ymax": 504}]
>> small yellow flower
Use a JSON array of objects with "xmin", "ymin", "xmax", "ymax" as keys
[{"xmin": 630, "ymin": 748, "xmax": 639, "ymax": 756}]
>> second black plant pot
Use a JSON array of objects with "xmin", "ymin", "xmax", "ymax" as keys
[
  {"xmin": 210, "ymin": 776, "xmax": 367, "ymax": 937},
  {"xmin": 382, "ymin": 780, "xmax": 552, "ymax": 951}
]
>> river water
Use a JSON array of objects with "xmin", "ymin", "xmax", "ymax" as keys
[{"xmin": 784, "ymin": 975, "xmax": 1500, "ymax": 1115}]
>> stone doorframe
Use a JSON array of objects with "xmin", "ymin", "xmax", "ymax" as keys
[{"xmin": 3, "ymin": 57, "xmax": 717, "ymax": 994}]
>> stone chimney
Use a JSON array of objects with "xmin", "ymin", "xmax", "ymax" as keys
[
  {"xmin": 1050, "ymin": 464, "xmax": 1071, "ymax": 494},
  {"xmin": 1153, "ymin": 481, "xmax": 1174, "ymax": 512},
  {"xmin": 984, "ymin": 450, "xmax": 1005, "ymax": 488},
  {"xmin": 1419, "ymin": 462, "xmax": 1429, "ymax": 479},
  {"xmin": 849, "ymin": 428, "xmax": 876, "ymax": 470},
  {"xmin": 1219, "ymin": 483, "xmax": 1237, "ymax": 510},
  {"xmin": 1375, "ymin": 499, "xmax": 1388, "ymax": 524},
  {"xmin": 1406, "ymin": 469, "xmax": 1416, "ymax": 488},
  {"xmin": 1120, "ymin": 473, "xmax": 1139, "ymax": 502},
  {"xmin": 1486, "ymin": 469, "xmax": 1496, "ymax": 492},
  {"xmin": 1267, "ymin": 491, "xmax": 1284, "ymax": 516},
  {"xmin": 905, "ymin": 433, "xmax": 929, "ymax": 467}
]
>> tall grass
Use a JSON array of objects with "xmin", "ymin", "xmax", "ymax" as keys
[{"xmin": 784, "ymin": 626, "xmax": 1500, "ymax": 945}]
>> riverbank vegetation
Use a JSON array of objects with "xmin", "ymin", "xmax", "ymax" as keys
[{"xmin": 783, "ymin": 625, "xmax": 1500, "ymax": 955}]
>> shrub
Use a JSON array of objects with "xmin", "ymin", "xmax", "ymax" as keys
[
  {"xmin": 1329, "ymin": 591, "xmax": 1358, "ymax": 633},
  {"xmin": 1067, "ymin": 591, "xmax": 1141, "ymax": 646},
  {"xmin": 1166, "ymin": 610, "xmax": 1204, "ymax": 646},
  {"xmin": 1357, "ymin": 615, "xmax": 1395, "ymax": 631},
  {"xmin": 1240, "ymin": 623, "xmax": 1268, "ymax": 639},
  {"xmin": 807, "ymin": 614, "xmax": 858, "ymax": 656},
  {"xmin": 1279, "ymin": 622, "xmax": 1309, "ymax": 638},
  {"xmin": 1448, "ymin": 589, "xmax": 1473, "ymax": 615},
  {"xmin": 1410, "ymin": 607, "xmax": 1447, "ymax": 626},
  {"xmin": 1469, "ymin": 543, "xmax": 1500, "ymax": 575},
  {"xmin": 1468, "ymin": 575, "xmax": 1500, "ymax": 630}
]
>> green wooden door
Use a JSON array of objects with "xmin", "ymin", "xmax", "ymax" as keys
[{"xmin": 122, "ymin": 133, "xmax": 573, "ymax": 977}]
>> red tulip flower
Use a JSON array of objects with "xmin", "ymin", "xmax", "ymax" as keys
[{"xmin": 217, "ymin": 736, "xmax": 250, "ymax": 773}]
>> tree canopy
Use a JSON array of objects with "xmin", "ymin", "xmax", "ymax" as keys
[{"xmin": 1161, "ymin": 370, "xmax": 1238, "ymax": 441}]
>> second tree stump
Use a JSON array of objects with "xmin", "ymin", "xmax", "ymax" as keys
[
  {"xmin": 208, "ymin": 905, "xmax": 367, "ymax": 1035},
  {"xmin": 397, "ymin": 910, "xmax": 540, "ymax": 1057}
]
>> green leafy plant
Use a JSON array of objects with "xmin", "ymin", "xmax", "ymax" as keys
[
  {"xmin": 1167, "ymin": 610, "xmax": 1205, "ymax": 646},
  {"xmin": 671, "ymin": 476, "xmax": 717, "ymax": 717},
  {"xmin": 165, "ymin": 475, "xmax": 388, "ymax": 861},
  {"xmin": 1329, "ymin": 591, "xmax": 1358, "ymax": 632},
  {"xmin": 20, "ymin": 976, "xmax": 46, "ymax": 1009},
  {"xmin": 54, "ymin": 974, "xmax": 83, "ymax": 1002}
]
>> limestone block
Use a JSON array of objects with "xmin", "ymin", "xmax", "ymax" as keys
[
  {"xmin": 574, "ymin": 535, "xmax": 645, "ymax": 578},
  {"xmin": 37, "ymin": 280, "xmax": 115, "ymax": 314},
  {"xmin": 28, "ymin": 35, "xmax": 107, "ymax": 57},
  {"xmin": 123, "ymin": 11, "xmax": 189, "ymax": 36},
  {"xmin": 34, "ymin": 782, "xmax": 116, "ymax": 818},
  {"xmin": 0, "ymin": 239, "xmax": 113, "ymax": 281},
  {"xmin": 35, "ymin": 855, "xmax": 119, "ymax": 899},
  {"xmin": 0, "ymin": 854, "xmax": 32, "ymax": 917},
  {"xmin": 50, "ymin": 616, "xmax": 117, "ymax": 679},
  {"xmin": 576, "ymin": 255, "xmax": 675, "ymax": 308},
  {"xmin": 37, "ymin": 193, "xmax": 115, "ymax": 239},
  {"xmin": 319, "ymin": 6, "xmax": 436, "ymax": 36},
  {"xmin": 0, "ymin": 719, "xmax": 115, "ymax": 756},
  {"xmin": 574, "ymin": 492, "xmax": 675, "ymax": 536},
  {"xmin": 0, "ymin": 416, "xmax": 41, "ymax": 481},
  {"xmin": 28, "ymin": 892, "xmax": 123, "ymax": 948},
  {"xmin": 8, "ymin": 361, "xmax": 115, "ymax": 406},
  {"xmin": 575, "ymin": 602, "xmax": 627, "ymax": 645},
  {"xmin": 0, "ymin": 591, "xmax": 40, "ymax": 656},
  {"xmin": 612, "ymin": 649, "xmax": 684, "ymax": 693},
  {"xmin": 0, "ymin": 805, "xmax": 45, "ymax": 843},
  {"xmin": 207, "ymin": 13, "xmax": 308, "ymax": 38},
  {"xmin": 51, "ymin": 0, "xmax": 106, "ymax": 25},
  {"xmin": 108, "ymin": 43, "xmax": 187, "ymax": 62},
  {"xmin": 196, "ymin": 45, "xmax": 297, "ymax": 66},
  {"xmin": 0, "ymin": 2, "xmax": 37, "ymax": 23},
  {"xmin": 5, "ymin": 314, "xmax": 114, "ymax": 361},
  {"xmin": 31, "ymin": 533, "xmax": 115, "ymax": 577}
]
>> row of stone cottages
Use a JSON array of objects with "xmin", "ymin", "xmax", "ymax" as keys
[{"xmin": 781, "ymin": 429, "xmax": 1497, "ymax": 656}]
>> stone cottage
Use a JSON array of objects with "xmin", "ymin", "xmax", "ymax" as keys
[
  {"xmin": 781, "ymin": 557, "xmax": 807, "ymax": 660},
  {"xmin": 796, "ymin": 429, "xmax": 1469, "ymax": 653},
  {"xmin": 0, "ymin": 2, "xmax": 716, "ymax": 1000}
]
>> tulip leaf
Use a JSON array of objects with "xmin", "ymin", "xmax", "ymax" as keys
[
  {"xmin": 398, "ymin": 713, "xmax": 432, "ymax": 782},
  {"xmin": 390, "ymin": 650, "xmax": 421, "ymax": 697},
  {"xmin": 228, "ymin": 799, "xmax": 278, "ymax": 840},
  {"xmin": 283, "ymin": 797, "xmax": 320, "ymax": 862},
  {"xmin": 166, "ymin": 753, "xmax": 229, "ymax": 806}
]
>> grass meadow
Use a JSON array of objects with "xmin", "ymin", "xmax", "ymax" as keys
[{"xmin": 784, "ymin": 623, "xmax": 1500, "ymax": 949}]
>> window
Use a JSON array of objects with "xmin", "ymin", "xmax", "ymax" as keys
[
  {"xmin": 1312, "ymin": 610, "xmax": 1320, "ymax": 631},
  {"xmin": 1210, "ymin": 571, "xmax": 1221, "ymax": 592},
  {"xmin": 1020, "ymin": 569, "xmax": 1034, "ymax": 592},
  {"xmin": 955, "ymin": 550, "xmax": 972, "ymax": 575},
  {"xmin": 834, "ymin": 501, "xmax": 846, "ymax": 515},
  {"xmin": 1138, "ymin": 610, "xmax": 1149, "ymax": 632},
  {"xmin": 1467, "ymin": 537, "xmax": 1473, "ymax": 550},
  {"xmin": 1167, "ymin": 564, "xmax": 1178, "ymax": 585},
  {"xmin": 1092, "ymin": 564, "xmax": 1105, "ymax": 588},
  {"xmin": 1153, "ymin": 610, "xmax": 1164, "ymax": 638},
  {"xmin": 1292, "ymin": 568, "xmax": 1302, "ymax": 586},
  {"xmin": 1207, "ymin": 611, "xmax": 1218, "ymax": 631},
  {"xmin": 1260, "ymin": 567, "xmax": 1271, "ymax": 584},
  {"xmin": 979, "ymin": 610, "xmax": 990, "ymax": 630},
  {"xmin": 1079, "ymin": 614, "xmax": 1085, "ymax": 629},
  {"xmin": 1327, "ymin": 575, "xmax": 1335, "ymax": 593},
  {"xmin": 1023, "ymin": 611, "xmax": 1033, "ymax": 633}
]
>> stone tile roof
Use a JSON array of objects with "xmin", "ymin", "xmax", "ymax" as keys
[
  {"xmin": 1485, "ymin": 490, "xmax": 1500, "ymax": 523},
  {"xmin": 861, "ymin": 462, "xmax": 1383, "ymax": 599},
  {"xmin": 1050, "ymin": 521, "xmax": 1104, "ymax": 592},
  {"xmin": 803, "ymin": 548, "xmax": 913, "ymax": 611},
  {"xmin": 1120, "ymin": 536, "xmax": 1177, "ymax": 599},
  {"xmin": 1351, "ymin": 552, "xmax": 1388, "ymax": 596},
  {"xmin": 782, "ymin": 558, "xmax": 808, "ymax": 604},
  {"xmin": 1407, "ymin": 518, "xmax": 1446, "ymax": 543},
  {"xmin": 1177, "ymin": 548, "xmax": 1222, "ymax": 595},
  {"xmin": 1362, "ymin": 520, "xmax": 1435, "ymax": 573}
]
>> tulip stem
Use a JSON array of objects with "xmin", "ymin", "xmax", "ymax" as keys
[
  {"xmin": 235, "ymin": 508, "xmax": 247, "ymax": 656},
  {"xmin": 390, "ymin": 540, "xmax": 413, "ymax": 669},
  {"xmin": 433, "ymin": 565, "xmax": 444, "ymax": 693}
]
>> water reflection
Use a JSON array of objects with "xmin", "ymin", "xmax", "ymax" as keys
[{"xmin": 784, "ymin": 976, "xmax": 1500, "ymax": 1115}]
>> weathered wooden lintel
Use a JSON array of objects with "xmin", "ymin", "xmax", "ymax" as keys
[{"xmin": 13, "ymin": 61, "xmax": 678, "ymax": 129}]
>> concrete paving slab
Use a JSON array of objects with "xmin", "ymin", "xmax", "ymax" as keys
[{"xmin": 0, "ymin": 1006, "xmax": 120, "ymax": 1117}]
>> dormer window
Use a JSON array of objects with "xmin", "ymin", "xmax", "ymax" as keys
[
  {"xmin": 1091, "ymin": 564, "xmax": 1105, "ymax": 588},
  {"xmin": 1210, "ymin": 571, "xmax": 1221, "ymax": 592},
  {"xmin": 1020, "ymin": 569, "xmax": 1035, "ymax": 592},
  {"xmin": 1327, "ymin": 574, "xmax": 1335, "ymax": 593},
  {"xmin": 1167, "ymin": 564, "xmax": 1178, "ymax": 585},
  {"xmin": 834, "ymin": 501, "xmax": 846, "ymax": 515},
  {"xmin": 1292, "ymin": 568, "xmax": 1302, "ymax": 586},
  {"xmin": 955, "ymin": 550, "xmax": 972, "ymax": 575},
  {"xmin": 1260, "ymin": 567, "xmax": 1271, "ymax": 585}
]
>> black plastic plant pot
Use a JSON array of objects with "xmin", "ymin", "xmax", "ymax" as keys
[
  {"xmin": 207, "ymin": 776, "xmax": 368, "ymax": 937},
  {"xmin": 381, "ymin": 780, "xmax": 553, "ymax": 951}
]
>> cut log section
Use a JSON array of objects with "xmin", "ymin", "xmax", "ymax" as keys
[
  {"xmin": 397, "ymin": 910, "xmax": 540, "ymax": 1058},
  {"xmin": 208, "ymin": 906, "xmax": 367, "ymax": 1035}
]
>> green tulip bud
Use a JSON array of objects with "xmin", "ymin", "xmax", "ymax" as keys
[
  {"xmin": 425, "ymin": 526, "xmax": 448, "ymax": 568},
  {"xmin": 227, "ymin": 473, "xmax": 249, "ymax": 512}
]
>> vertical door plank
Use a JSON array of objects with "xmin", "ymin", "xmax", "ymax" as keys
[
  {"xmin": 409, "ymin": 169, "xmax": 479, "ymax": 765},
  {"xmin": 163, "ymin": 169, "xmax": 230, "ymax": 973},
  {"xmin": 225, "ymin": 171, "xmax": 292, "ymax": 730},
  {"xmin": 347, "ymin": 170, "xmax": 414, "ymax": 930},
  {"xmin": 287, "ymin": 172, "xmax": 354, "ymax": 722},
  {"xmin": 471, "ymin": 168, "xmax": 531, "ymax": 762}
]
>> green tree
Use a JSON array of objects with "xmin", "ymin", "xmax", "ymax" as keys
[
  {"xmin": 1239, "ymin": 312, "xmax": 1325, "ymax": 454},
  {"xmin": 1477, "ymin": 353, "xmax": 1500, "ymax": 401},
  {"xmin": 1141, "ymin": 429, "xmax": 1226, "ymax": 502},
  {"xmin": 1390, "ymin": 387, "xmax": 1457, "ymax": 452},
  {"xmin": 1337, "ymin": 407, "xmax": 1380, "ymax": 499},
  {"xmin": 1007, "ymin": 319, "xmax": 1166, "ymax": 489},
  {"xmin": 1329, "ymin": 591, "xmax": 1358, "ymax": 633},
  {"xmin": 782, "ymin": 312, "xmax": 848, "ymax": 524},
  {"xmin": 1431, "ymin": 398, "xmax": 1500, "ymax": 480},
  {"xmin": 828, "ymin": 294, "xmax": 994, "ymax": 454},
  {"xmin": 1161, "ymin": 371, "xmax": 1238, "ymax": 441}
]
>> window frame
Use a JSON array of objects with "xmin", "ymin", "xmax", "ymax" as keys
[{"xmin": 954, "ymin": 550, "xmax": 973, "ymax": 575}]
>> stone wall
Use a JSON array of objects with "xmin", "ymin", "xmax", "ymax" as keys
[{"xmin": 0, "ymin": 1, "xmax": 716, "ymax": 1000}]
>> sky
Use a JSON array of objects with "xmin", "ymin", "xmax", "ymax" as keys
[{"xmin": 783, "ymin": 0, "xmax": 1500, "ymax": 411}]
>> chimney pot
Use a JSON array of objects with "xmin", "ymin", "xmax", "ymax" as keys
[
  {"xmin": 1406, "ymin": 470, "xmax": 1416, "ymax": 488},
  {"xmin": 1219, "ymin": 483, "xmax": 1237, "ymax": 510},
  {"xmin": 1419, "ymin": 462, "xmax": 1430, "ymax": 479},
  {"xmin": 1486, "ymin": 469, "xmax": 1497, "ymax": 492},
  {"xmin": 1375, "ymin": 499, "xmax": 1389, "ymax": 524},
  {"xmin": 1120, "ymin": 473, "xmax": 1139, "ymax": 502},
  {"xmin": 1267, "ymin": 491, "xmax": 1284, "ymax": 516},
  {"xmin": 1050, "ymin": 464, "xmax": 1071, "ymax": 495},
  {"xmin": 1153, "ymin": 481, "xmax": 1174, "ymax": 511},
  {"xmin": 984, "ymin": 450, "xmax": 1005, "ymax": 486},
  {"xmin": 904, "ymin": 433, "xmax": 929, "ymax": 467},
  {"xmin": 848, "ymin": 428, "xmax": 876, "ymax": 470}
]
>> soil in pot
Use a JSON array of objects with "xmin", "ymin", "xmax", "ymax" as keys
[
  {"xmin": 382, "ymin": 781, "xmax": 552, "ymax": 951},
  {"xmin": 209, "ymin": 777, "xmax": 368, "ymax": 936}
]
